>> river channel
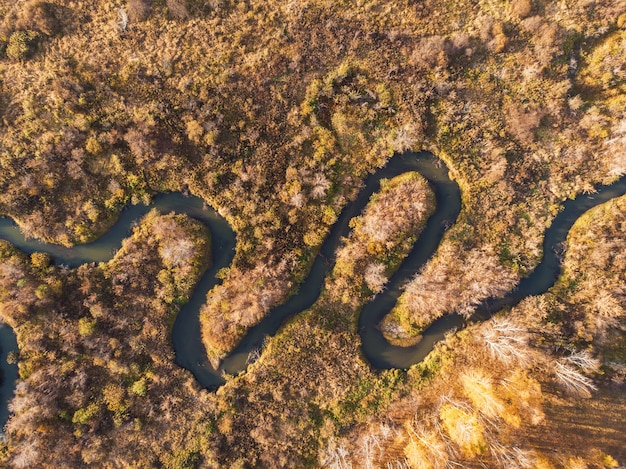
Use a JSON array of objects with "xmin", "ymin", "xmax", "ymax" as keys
[{"xmin": 0, "ymin": 151, "xmax": 625, "ymax": 429}]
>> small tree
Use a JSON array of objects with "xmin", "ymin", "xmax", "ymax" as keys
[
  {"xmin": 553, "ymin": 353, "xmax": 599, "ymax": 397},
  {"xmin": 439, "ymin": 403, "xmax": 487, "ymax": 458}
]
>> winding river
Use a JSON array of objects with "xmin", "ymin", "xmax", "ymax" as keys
[{"xmin": 1, "ymin": 151, "xmax": 626, "ymax": 428}]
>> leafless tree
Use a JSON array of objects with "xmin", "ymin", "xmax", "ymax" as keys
[
  {"xmin": 117, "ymin": 8, "xmax": 128, "ymax": 32},
  {"xmin": 322, "ymin": 440, "xmax": 352, "ymax": 469},
  {"xmin": 480, "ymin": 317, "xmax": 533, "ymax": 366},
  {"xmin": 491, "ymin": 442, "xmax": 535, "ymax": 468},
  {"xmin": 554, "ymin": 360, "xmax": 597, "ymax": 397}
]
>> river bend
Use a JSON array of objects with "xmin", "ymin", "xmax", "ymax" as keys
[{"xmin": 1, "ymin": 151, "xmax": 625, "ymax": 427}]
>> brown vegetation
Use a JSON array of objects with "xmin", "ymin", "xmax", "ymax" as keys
[
  {"xmin": 382, "ymin": 243, "xmax": 518, "ymax": 341},
  {"xmin": 329, "ymin": 172, "xmax": 435, "ymax": 306},
  {"xmin": 0, "ymin": 212, "xmax": 213, "ymax": 467},
  {"xmin": 0, "ymin": 0, "xmax": 625, "ymax": 466},
  {"xmin": 329, "ymin": 193, "xmax": 626, "ymax": 468}
]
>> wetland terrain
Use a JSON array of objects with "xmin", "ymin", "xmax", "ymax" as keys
[{"xmin": 0, "ymin": 0, "xmax": 625, "ymax": 467}]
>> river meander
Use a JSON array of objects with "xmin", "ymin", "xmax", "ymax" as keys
[{"xmin": 1, "ymin": 151, "xmax": 625, "ymax": 429}]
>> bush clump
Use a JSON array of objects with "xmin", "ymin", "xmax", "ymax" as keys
[
  {"xmin": 6, "ymin": 30, "xmax": 39, "ymax": 61},
  {"xmin": 19, "ymin": 1, "xmax": 61, "ymax": 36}
]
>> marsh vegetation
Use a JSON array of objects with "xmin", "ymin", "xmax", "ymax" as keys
[{"xmin": 0, "ymin": 0, "xmax": 625, "ymax": 467}]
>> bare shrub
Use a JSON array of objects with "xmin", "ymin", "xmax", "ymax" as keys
[
  {"xmin": 160, "ymin": 238, "xmax": 195, "ymax": 268},
  {"xmin": 563, "ymin": 350, "xmax": 601, "ymax": 372},
  {"xmin": 10, "ymin": 437, "xmax": 41, "ymax": 469},
  {"xmin": 605, "ymin": 117, "xmax": 626, "ymax": 177},
  {"xmin": 166, "ymin": 0, "xmax": 189, "ymax": 19},
  {"xmin": 321, "ymin": 440, "xmax": 353, "ymax": 469},
  {"xmin": 364, "ymin": 262, "xmax": 387, "ymax": 293},
  {"xmin": 117, "ymin": 8, "xmax": 128, "ymax": 32},
  {"xmin": 520, "ymin": 15, "xmax": 544, "ymax": 34},
  {"xmin": 491, "ymin": 443, "xmax": 536, "ymax": 468},
  {"xmin": 409, "ymin": 36, "xmax": 447, "ymax": 68},
  {"xmin": 476, "ymin": 14, "xmax": 495, "ymax": 41},
  {"xmin": 448, "ymin": 32, "xmax": 470, "ymax": 56},
  {"xmin": 389, "ymin": 124, "xmax": 420, "ymax": 153},
  {"xmin": 503, "ymin": 101, "xmax": 545, "ymax": 145},
  {"xmin": 510, "ymin": 0, "xmax": 533, "ymax": 19},
  {"xmin": 127, "ymin": 0, "xmax": 151, "ymax": 22},
  {"xmin": 124, "ymin": 127, "xmax": 155, "ymax": 164},
  {"xmin": 309, "ymin": 172, "xmax": 331, "ymax": 199}
]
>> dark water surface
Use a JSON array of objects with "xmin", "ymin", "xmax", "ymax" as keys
[{"xmin": 0, "ymin": 151, "xmax": 625, "ymax": 428}]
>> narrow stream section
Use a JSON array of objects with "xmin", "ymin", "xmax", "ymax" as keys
[{"xmin": 0, "ymin": 151, "xmax": 625, "ymax": 427}]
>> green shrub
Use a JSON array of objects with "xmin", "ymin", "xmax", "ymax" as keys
[
  {"xmin": 6, "ymin": 30, "xmax": 39, "ymax": 61},
  {"xmin": 72, "ymin": 402, "xmax": 100, "ymax": 425},
  {"xmin": 78, "ymin": 317, "xmax": 97, "ymax": 337},
  {"xmin": 30, "ymin": 252, "xmax": 51, "ymax": 270},
  {"xmin": 34, "ymin": 283, "xmax": 50, "ymax": 300},
  {"xmin": 131, "ymin": 378, "xmax": 147, "ymax": 397}
]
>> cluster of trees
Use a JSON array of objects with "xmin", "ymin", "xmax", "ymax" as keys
[
  {"xmin": 0, "ymin": 212, "xmax": 215, "ymax": 467},
  {"xmin": 376, "ymin": 4, "xmax": 626, "ymax": 345},
  {"xmin": 329, "ymin": 172, "xmax": 435, "ymax": 308},
  {"xmin": 327, "ymin": 192, "xmax": 626, "ymax": 468},
  {"xmin": 198, "ymin": 61, "xmax": 407, "ymax": 359},
  {"xmin": 381, "ymin": 243, "xmax": 518, "ymax": 342},
  {"xmin": 549, "ymin": 194, "xmax": 626, "ymax": 379},
  {"xmin": 196, "ymin": 171, "xmax": 436, "ymax": 467},
  {"xmin": 1, "ymin": 0, "xmax": 621, "ymax": 353},
  {"xmin": 326, "ymin": 310, "xmax": 618, "ymax": 468},
  {"xmin": 200, "ymin": 255, "xmax": 297, "ymax": 365}
]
